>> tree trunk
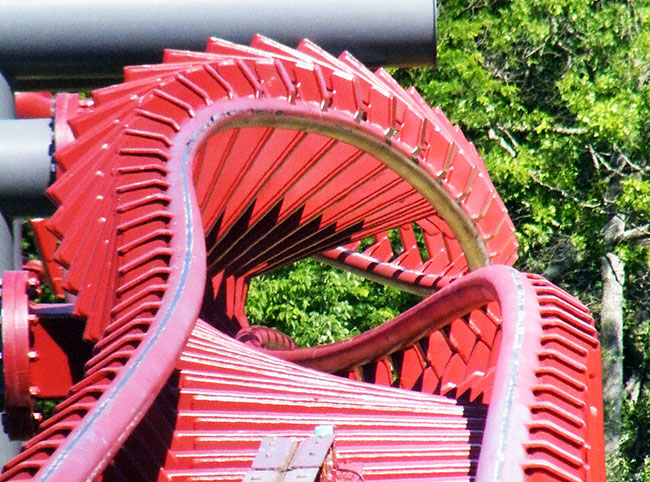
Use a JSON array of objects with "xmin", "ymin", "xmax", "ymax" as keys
[{"xmin": 600, "ymin": 250, "xmax": 624, "ymax": 454}]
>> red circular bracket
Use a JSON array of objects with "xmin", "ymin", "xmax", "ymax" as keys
[{"xmin": 1, "ymin": 271, "xmax": 36, "ymax": 439}]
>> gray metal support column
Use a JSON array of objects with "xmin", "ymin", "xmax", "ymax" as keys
[
  {"xmin": 0, "ymin": 72, "xmax": 15, "ymax": 277},
  {"xmin": 12, "ymin": 218, "xmax": 22, "ymax": 271},
  {"xmin": 0, "ymin": 81, "xmax": 53, "ymax": 275},
  {"xmin": 0, "ymin": 118, "xmax": 55, "ymax": 218},
  {"xmin": 0, "ymin": 72, "xmax": 23, "ymax": 459},
  {"xmin": 0, "ymin": 0, "xmax": 437, "ymax": 89},
  {"xmin": 0, "ymin": 213, "xmax": 12, "ymax": 275}
]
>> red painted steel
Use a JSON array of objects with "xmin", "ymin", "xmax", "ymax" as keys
[
  {"xmin": 14, "ymin": 92, "xmax": 53, "ymax": 119},
  {"xmin": 25, "ymin": 309, "xmax": 88, "ymax": 401},
  {"xmin": 1, "ymin": 271, "xmax": 35, "ymax": 439},
  {"xmin": 0, "ymin": 272, "xmax": 91, "ymax": 439},
  {"xmin": 0, "ymin": 36, "xmax": 605, "ymax": 482},
  {"xmin": 259, "ymin": 265, "xmax": 605, "ymax": 482},
  {"xmin": 104, "ymin": 318, "xmax": 488, "ymax": 481},
  {"xmin": 29, "ymin": 220, "xmax": 65, "ymax": 299}
]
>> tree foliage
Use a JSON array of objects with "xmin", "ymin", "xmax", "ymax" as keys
[
  {"xmin": 397, "ymin": 0, "xmax": 645, "ymax": 275},
  {"xmin": 246, "ymin": 259, "xmax": 419, "ymax": 347}
]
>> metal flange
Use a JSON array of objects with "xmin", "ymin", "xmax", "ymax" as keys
[{"xmin": 0, "ymin": 271, "xmax": 37, "ymax": 440}]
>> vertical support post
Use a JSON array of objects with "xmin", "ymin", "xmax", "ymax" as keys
[
  {"xmin": 0, "ymin": 72, "xmax": 15, "ymax": 278},
  {"xmin": 0, "ymin": 71, "xmax": 25, "ymax": 458},
  {"xmin": 0, "ymin": 213, "xmax": 12, "ymax": 274},
  {"xmin": 0, "ymin": 73, "xmax": 54, "ymax": 277},
  {"xmin": 12, "ymin": 218, "xmax": 22, "ymax": 270}
]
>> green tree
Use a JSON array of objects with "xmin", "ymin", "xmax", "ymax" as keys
[{"xmin": 246, "ymin": 258, "xmax": 419, "ymax": 347}]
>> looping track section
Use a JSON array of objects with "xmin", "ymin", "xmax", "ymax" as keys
[{"xmin": 0, "ymin": 36, "xmax": 603, "ymax": 482}]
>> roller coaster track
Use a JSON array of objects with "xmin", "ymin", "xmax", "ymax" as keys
[{"xmin": 0, "ymin": 36, "xmax": 604, "ymax": 481}]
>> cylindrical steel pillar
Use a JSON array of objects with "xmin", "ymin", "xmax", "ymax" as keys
[
  {"xmin": 0, "ymin": 118, "xmax": 54, "ymax": 218},
  {"xmin": 0, "ymin": 73, "xmax": 15, "ymax": 276},
  {"xmin": 0, "ymin": 72, "xmax": 25, "ymax": 457},
  {"xmin": 0, "ymin": 0, "xmax": 437, "ymax": 89},
  {"xmin": 0, "ymin": 214, "xmax": 12, "ymax": 275}
]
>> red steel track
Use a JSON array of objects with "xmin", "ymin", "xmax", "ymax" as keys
[{"xmin": 0, "ymin": 37, "xmax": 604, "ymax": 481}]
